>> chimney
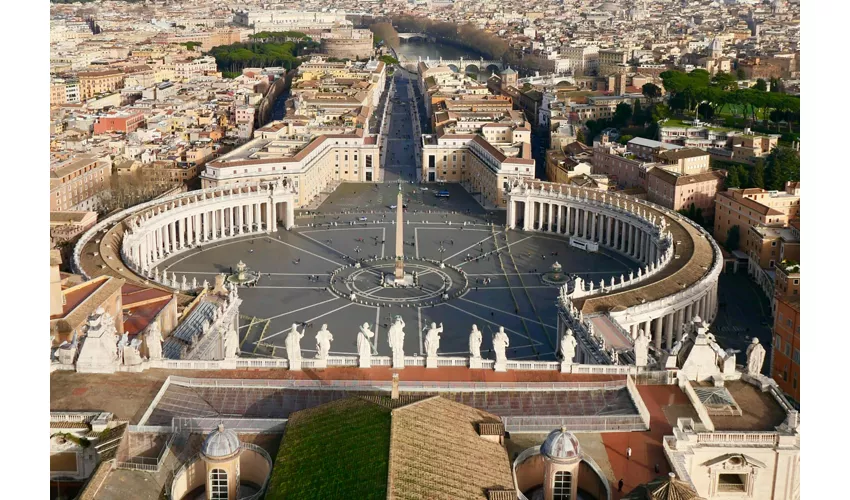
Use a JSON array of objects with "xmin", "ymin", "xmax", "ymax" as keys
[{"xmin": 391, "ymin": 373, "xmax": 399, "ymax": 400}]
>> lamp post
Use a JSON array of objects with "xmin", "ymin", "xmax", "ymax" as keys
[{"xmin": 438, "ymin": 245, "xmax": 446, "ymax": 263}]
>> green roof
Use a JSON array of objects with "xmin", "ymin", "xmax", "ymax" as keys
[{"xmin": 266, "ymin": 398, "xmax": 392, "ymax": 500}]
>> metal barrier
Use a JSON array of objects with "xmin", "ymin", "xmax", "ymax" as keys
[{"xmin": 502, "ymin": 415, "xmax": 646, "ymax": 433}]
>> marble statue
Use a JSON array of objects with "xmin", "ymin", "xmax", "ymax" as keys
[
  {"xmin": 424, "ymin": 322, "xmax": 443, "ymax": 358},
  {"xmin": 493, "ymin": 327, "xmax": 510, "ymax": 364},
  {"xmin": 146, "ymin": 322, "xmax": 163, "ymax": 361},
  {"xmin": 285, "ymin": 323, "xmax": 304, "ymax": 363},
  {"xmin": 315, "ymin": 324, "xmax": 334, "ymax": 360},
  {"xmin": 745, "ymin": 337, "xmax": 766, "ymax": 376},
  {"xmin": 357, "ymin": 322, "xmax": 374, "ymax": 366},
  {"xmin": 75, "ymin": 307, "xmax": 120, "ymax": 373},
  {"xmin": 191, "ymin": 277, "xmax": 197, "ymax": 290},
  {"xmin": 469, "ymin": 325, "xmax": 483, "ymax": 359},
  {"xmin": 223, "ymin": 327, "xmax": 239, "ymax": 359},
  {"xmin": 388, "ymin": 316, "xmax": 406, "ymax": 367},
  {"xmin": 560, "ymin": 329, "xmax": 577, "ymax": 364},
  {"xmin": 634, "ymin": 329, "xmax": 650, "ymax": 367}
]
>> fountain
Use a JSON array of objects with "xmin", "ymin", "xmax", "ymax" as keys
[
  {"xmin": 227, "ymin": 260, "xmax": 260, "ymax": 286},
  {"xmin": 541, "ymin": 261, "xmax": 569, "ymax": 285}
]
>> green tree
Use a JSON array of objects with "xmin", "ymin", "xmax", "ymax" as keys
[
  {"xmin": 725, "ymin": 167, "xmax": 741, "ymax": 188},
  {"xmin": 613, "ymin": 102, "xmax": 633, "ymax": 127},
  {"xmin": 764, "ymin": 147, "xmax": 800, "ymax": 190},
  {"xmin": 753, "ymin": 79, "xmax": 768, "ymax": 91},
  {"xmin": 750, "ymin": 159, "xmax": 765, "ymax": 188},
  {"xmin": 678, "ymin": 203, "xmax": 704, "ymax": 226},
  {"xmin": 726, "ymin": 225, "xmax": 741, "ymax": 251},
  {"xmin": 379, "ymin": 55, "xmax": 399, "ymax": 65},
  {"xmin": 712, "ymin": 71, "xmax": 738, "ymax": 91},
  {"xmin": 576, "ymin": 128, "xmax": 587, "ymax": 145},
  {"xmin": 642, "ymin": 82, "xmax": 661, "ymax": 102},
  {"xmin": 769, "ymin": 77, "xmax": 784, "ymax": 93},
  {"xmin": 736, "ymin": 68, "xmax": 747, "ymax": 80},
  {"xmin": 697, "ymin": 102, "xmax": 715, "ymax": 122}
]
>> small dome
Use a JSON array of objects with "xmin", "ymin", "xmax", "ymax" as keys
[
  {"xmin": 201, "ymin": 424, "xmax": 241, "ymax": 459},
  {"xmin": 541, "ymin": 427, "xmax": 581, "ymax": 462},
  {"xmin": 501, "ymin": 67, "xmax": 517, "ymax": 75}
]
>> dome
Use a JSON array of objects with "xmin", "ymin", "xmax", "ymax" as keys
[
  {"xmin": 500, "ymin": 66, "xmax": 517, "ymax": 75},
  {"xmin": 541, "ymin": 427, "xmax": 581, "ymax": 462},
  {"xmin": 201, "ymin": 424, "xmax": 241, "ymax": 459}
]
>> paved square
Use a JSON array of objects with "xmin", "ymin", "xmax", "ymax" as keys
[{"xmin": 160, "ymin": 185, "xmax": 639, "ymax": 361}]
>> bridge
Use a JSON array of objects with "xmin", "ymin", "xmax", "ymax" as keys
[
  {"xmin": 397, "ymin": 32, "xmax": 430, "ymax": 42},
  {"xmin": 400, "ymin": 56, "xmax": 507, "ymax": 74}
]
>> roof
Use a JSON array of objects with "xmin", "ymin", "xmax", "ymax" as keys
[
  {"xmin": 650, "ymin": 168, "xmax": 725, "ymax": 186},
  {"xmin": 707, "ymin": 380, "xmax": 788, "ymax": 431},
  {"xmin": 162, "ymin": 300, "xmax": 218, "ymax": 359},
  {"xmin": 629, "ymin": 137, "xmax": 682, "ymax": 150},
  {"xmin": 388, "ymin": 396, "xmax": 514, "ymax": 500},
  {"xmin": 657, "ymin": 148, "xmax": 710, "ymax": 161},
  {"xmin": 267, "ymin": 397, "xmax": 392, "ymax": 500},
  {"xmin": 202, "ymin": 424, "xmax": 241, "ymax": 458},
  {"xmin": 623, "ymin": 472, "xmax": 705, "ymax": 500}
]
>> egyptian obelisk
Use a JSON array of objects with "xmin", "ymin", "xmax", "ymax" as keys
[{"xmin": 394, "ymin": 184, "xmax": 405, "ymax": 279}]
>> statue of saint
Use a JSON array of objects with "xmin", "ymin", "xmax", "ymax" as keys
[
  {"xmin": 560, "ymin": 329, "xmax": 577, "ymax": 364},
  {"xmin": 424, "ymin": 322, "xmax": 443, "ymax": 358},
  {"xmin": 285, "ymin": 323, "xmax": 304, "ymax": 363},
  {"xmin": 493, "ymin": 326, "xmax": 510, "ymax": 364},
  {"xmin": 357, "ymin": 322, "xmax": 374, "ymax": 361},
  {"xmin": 469, "ymin": 325, "xmax": 483, "ymax": 359},
  {"xmin": 745, "ymin": 337, "xmax": 766, "ymax": 376},
  {"xmin": 634, "ymin": 328, "xmax": 649, "ymax": 367},
  {"xmin": 223, "ymin": 327, "xmax": 239, "ymax": 359},
  {"xmin": 146, "ymin": 322, "xmax": 163, "ymax": 361},
  {"xmin": 315, "ymin": 324, "xmax": 334, "ymax": 360},
  {"xmin": 387, "ymin": 316, "xmax": 406, "ymax": 365}
]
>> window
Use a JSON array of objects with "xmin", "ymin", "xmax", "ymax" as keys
[
  {"xmin": 784, "ymin": 343, "xmax": 791, "ymax": 356},
  {"xmin": 717, "ymin": 473, "xmax": 748, "ymax": 493},
  {"xmin": 210, "ymin": 469, "xmax": 228, "ymax": 499},
  {"xmin": 792, "ymin": 348, "xmax": 799, "ymax": 364},
  {"xmin": 786, "ymin": 319, "xmax": 792, "ymax": 327},
  {"xmin": 553, "ymin": 471, "xmax": 572, "ymax": 500},
  {"xmin": 775, "ymin": 335, "xmax": 781, "ymax": 352}
]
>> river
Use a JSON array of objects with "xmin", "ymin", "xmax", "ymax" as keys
[{"xmin": 395, "ymin": 40, "xmax": 483, "ymax": 62}]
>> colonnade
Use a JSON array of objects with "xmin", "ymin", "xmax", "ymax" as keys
[
  {"xmin": 508, "ymin": 197, "xmax": 661, "ymax": 266},
  {"xmin": 113, "ymin": 183, "xmax": 297, "ymax": 278},
  {"xmin": 625, "ymin": 287, "xmax": 719, "ymax": 351}
]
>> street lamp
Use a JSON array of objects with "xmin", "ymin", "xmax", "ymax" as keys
[{"xmin": 438, "ymin": 245, "xmax": 446, "ymax": 263}]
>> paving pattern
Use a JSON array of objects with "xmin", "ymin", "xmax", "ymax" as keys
[{"xmin": 159, "ymin": 195, "xmax": 638, "ymax": 362}]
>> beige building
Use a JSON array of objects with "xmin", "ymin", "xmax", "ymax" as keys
[
  {"xmin": 202, "ymin": 130, "xmax": 381, "ymax": 207},
  {"xmin": 713, "ymin": 183, "xmax": 801, "ymax": 247},
  {"xmin": 77, "ymin": 69, "xmax": 125, "ymax": 101},
  {"xmin": 647, "ymin": 168, "xmax": 726, "ymax": 216},
  {"xmin": 50, "ymin": 154, "xmax": 112, "ymax": 212}
]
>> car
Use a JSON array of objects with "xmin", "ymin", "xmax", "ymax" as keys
[
  {"xmin": 358, "ymin": 216, "xmax": 368, "ymax": 221},
  {"xmin": 435, "ymin": 190, "xmax": 450, "ymax": 198},
  {"xmin": 420, "ymin": 187, "xmax": 429, "ymax": 191},
  {"xmin": 389, "ymin": 205, "xmax": 397, "ymax": 209}
]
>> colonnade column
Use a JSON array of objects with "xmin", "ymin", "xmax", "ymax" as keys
[
  {"xmin": 674, "ymin": 309, "xmax": 684, "ymax": 343},
  {"xmin": 583, "ymin": 210, "xmax": 589, "ymax": 238},
  {"xmin": 664, "ymin": 312, "xmax": 674, "ymax": 350},
  {"xmin": 653, "ymin": 316, "xmax": 664, "ymax": 351},
  {"xmin": 548, "ymin": 203, "xmax": 554, "ymax": 232},
  {"xmin": 555, "ymin": 204, "xmax": 562, "ymax": 234},
  {"xmin": 565, "ymin": 206, "xmax": 571, "ymax": 235}
]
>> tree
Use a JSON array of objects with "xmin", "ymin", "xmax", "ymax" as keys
[
  {"xmin": 642, "ymin": 83, "xmax": 661, "ymax": 102},
  {"xmin": 697, "ymin": 102, "xmax": 715, "ymax": 122},
  {"xmin": 736, "ymin": 68, "xmax": 747, "ymax": 80},
  {"xmin": 678, "ymin": 203, "xmax": 704, "ymax": 226},
  {"xmin": 726, "ymin": 167, "xmax": 741, "ymax": 188},
  {"xmin": 750, "ymin": 159, "xmax": 765, "ymax": 188},
  {"xmin": 576, "ymin": 128, "xmax": 587, "ymax": 145},
  {"xmin": 764, "ymin": 147, "xmax": 800, "ymax": 190},
  {"xmin": 769, "ymin": 77, "xmax": 785, "ymax": 93},
  {"xmin": 726, "ymin": 225, "xmax": 741, "ymax": 251},
  {"xmin": 613, "ymin": 102, "xmax": 633, "ymax": 127},
  {"xmin": 712, "ymin": 71, "xmax": 738, "ymax": 91},
  {"xmin": 753, "ymin": 79, "xmax": 768, "ymax": 91},
  {"xmin": 379, "ymin": 55, "xmax": 399, "ymax": 66}
]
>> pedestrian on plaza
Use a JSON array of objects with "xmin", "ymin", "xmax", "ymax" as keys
[
  {"xmin": 654, "ymin": 463, "xmax": 660, "ymax": 474},
  {"xmin": 626, "ymin": 447, "xmax": 632, "ymax": 460},
  {"xmin": 618, "ymin": 479, "xmax": 624, "ymax": 492}
]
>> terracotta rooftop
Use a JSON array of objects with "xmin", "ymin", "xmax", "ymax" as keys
[{"xmin": 389, "ymin": 396, "xmax": 514, "ymax": 500}]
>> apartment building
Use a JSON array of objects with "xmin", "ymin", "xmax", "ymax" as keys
[
  {"xmin": 559, "ymin": 45, "xmax": 598, "ymax": 76},
  {"xmin": 646, "ymin": 168, "xmax": 726, "ymax": 216},
  {"xmin": 50, "ymin": 154, "xmax": 113, "ymax": 212},
  {"xmin": 713, "ymin": 183, "xmax": 801, "ymax": 246},
  {"xmin": 174, "ymin": 56, "xmax": 218, "ymax": 81},
  {"xmin": 77, "ymin": 69, "xmax": 124, "ymax": 101},
  {"xmin": 93, "ymin": 112, "xmax": 145, "ymax": 135},
  {"xmin": 597, "ymin": 48, "xmax": 628, "ymax": 75},
  {"xmin": 50, "ymin": 78, "xmax": 81, "ymax": 106}
]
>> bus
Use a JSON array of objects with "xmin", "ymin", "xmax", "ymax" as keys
[{"xmin": 435, "ymin": 190, "xmax": 450, "ymax": 198}]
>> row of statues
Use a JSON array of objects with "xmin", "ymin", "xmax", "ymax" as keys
[{"xmin": 281, "ymin": 317, "xmax": 578, "ymax": 368}]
